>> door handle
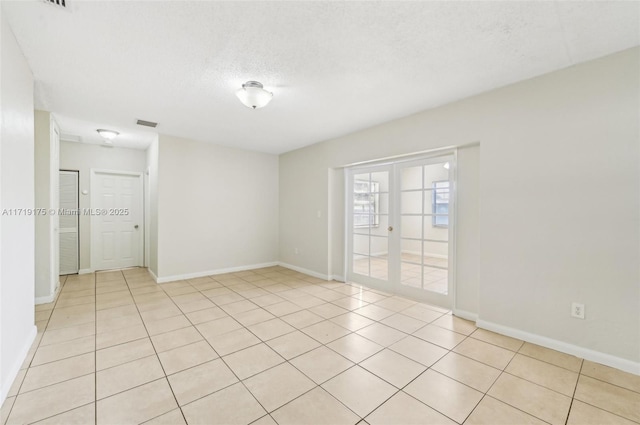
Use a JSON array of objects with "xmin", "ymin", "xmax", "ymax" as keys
[
  {"xmin": 388, "ymin": 226, "xmax": 393, "ymax": 232},
  {"xmin": 134, "ymin": 225, "xmax": 139, "ymax": 229}
]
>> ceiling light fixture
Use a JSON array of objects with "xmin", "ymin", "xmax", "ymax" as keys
[
  {"xmin": 96, "ymin": 129, "xmax": 119, "ymax": 143},
  {"xmin": 235, "ymin": 81, "xmax": 273, "ymax": 109}
]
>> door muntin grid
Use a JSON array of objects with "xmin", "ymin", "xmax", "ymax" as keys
[
  {"xmin": 399, "ymin": 161, "xmax": 450, "ymax": 294},
  {"xmin": 351, "ymin": 170, "xmax": 390, "ymax": 281}
]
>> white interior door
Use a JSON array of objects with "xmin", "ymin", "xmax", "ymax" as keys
[
  {"xmin": 346, "ymin": 153, "xmax": 456, "ymax": 308},
  {"xmin": 91, "ymin": 170, "xmax": 143, "ymax": 271},
  {"xmin": 59, "ymin": 171, "xmax": 79, "ymax": 275}
]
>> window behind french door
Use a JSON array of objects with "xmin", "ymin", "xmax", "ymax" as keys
[
  {"xmin": 350, "ymin": 165, "xmax": 392, "ymax": 282},
  {"xmin": 346, "ymin": 153, "xmax": 455, "ymax": 308}
]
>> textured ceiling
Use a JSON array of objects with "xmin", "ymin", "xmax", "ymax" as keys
[{"xmin": 3, "ymin": 1, "xmax": 639, "ymax": 153}]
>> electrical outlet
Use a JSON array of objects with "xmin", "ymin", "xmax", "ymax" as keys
[
  {"xmin": 571, "ymin": 302, "xmax": 585, "ymax": 319},
  {"xmin": 294, "ymin": 248, "xmax": 299, "ymax": 255}
]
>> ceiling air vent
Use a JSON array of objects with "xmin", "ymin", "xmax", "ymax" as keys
[
  {"xmin": 60, "ymin": 133, "xmax": 81, "ymax": 143},
  {"xmin": 44, "ymin": 0, "xmax": 66, "ymax": 8},
  {"xmin": 136, "ymin": 119, "xmax": 158, "ymax": 128}
]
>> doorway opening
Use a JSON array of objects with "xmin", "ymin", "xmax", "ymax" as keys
[{"xmin": 346, "ymin": 152, "xmax": 456, "ymax": 308}]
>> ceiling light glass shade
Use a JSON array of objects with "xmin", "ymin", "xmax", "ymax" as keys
[
  {"xmin": 235, "ymin": 81, "xmax": 273, "ymax": 109},
  {"xmin": 96, "ymin": 129, "xmax": 119, "ymax": 141}
]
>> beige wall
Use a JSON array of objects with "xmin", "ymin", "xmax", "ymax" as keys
[
  {"xmin": 156, "ymin": 135, "xmax": 279, "ymax": 281},
  {"xmin": 146, "ymin": 138, "xmax": 159, "ymax": 277},
  {"xmin": 455, "ymin": 146, "xmax": 480, "ymax": 316},
  {"xmin": 34, "ymin": 110, "xmax": 52, "ymax": 299},
  {"xmin": 280, "ymin": 47, "xmax": 639, "ymax": 370},
  {"xmin": 59, "ymin": 141, "xmax": 147, "ymax": 271},
  {"xmin": 1, "ymin": 13, "xmax": 36, "ymax": 404}
]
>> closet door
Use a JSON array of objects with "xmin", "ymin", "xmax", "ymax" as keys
[{"xmin": 59, "ymin": 170, "xmax": 79, "ymax": 275}]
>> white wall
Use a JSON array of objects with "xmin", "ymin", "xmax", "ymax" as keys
[
  {"xmin": 455, "ymin": 146, "xmax": 480, "ymax": 316},
  {"xmin": 281, "ymin": 142, "xmax": 330, "ymax": 275},
  {"xmin": 33, "ymin": 110, "xmax": 60, "ymax": 303},
  {"xmin": 476, "ymin": 49, "xmax": 639, "ymax": 371},
  {"xmin": 0, "ymin": 13, "xmax": 37, "ymax": 405},
  {"xmin": 59, "ymin": 141, "xmax": 147, "ymax": 271},
  {"xmin": 146, "ymin": 137, "xmax": 159, "ymax": 277},
  {"xmin": 34, "ymin": 110, "xmax": 52, "ymax": 300},
  {"xmin": 280, "ymin": 48, "xmax": 639, "ymax": 371},
  {"xmin": 156, "ymin": 135, "xmax": 279, "ymax": 281}
]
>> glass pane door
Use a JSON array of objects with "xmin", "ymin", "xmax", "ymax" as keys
[
  {"xmin": 348, "ymin": 166, "xmax": 391, "ymax": 285},
  {"xmin": 346, "ymin": 154, "xmax": 454, "ymax": 309},
  {"xmin": 398, "ymin": 156, "xmax": 452, "ymax": 306}
]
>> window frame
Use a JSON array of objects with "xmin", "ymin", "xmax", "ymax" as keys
[
  {"xmin": 353, "ymin": 179, "xmax": 380, "ymax": 228},
  {"xmin": 432, "ymin": 180, "xmax": 449, "ymax": 228}
]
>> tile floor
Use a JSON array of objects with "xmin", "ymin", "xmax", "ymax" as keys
[
  {"xmin": 2, "ymin": 266, "xmax": 639, "ymax": 424},
  {"xmin": 354, "ymin": 253, "xmax": 449, "ymax": 293}
]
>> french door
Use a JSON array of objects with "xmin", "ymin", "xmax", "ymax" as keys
[{"xmin": 346, "ymin": 153, "xmax": 455, "ymax": 308}]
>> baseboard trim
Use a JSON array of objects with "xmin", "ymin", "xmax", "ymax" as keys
[
  {"xmin": 35, "ymin": 295, "xmax": 54, "ymax": 304},
  {"xmin": 278, "ymin": 262, "xmax": 330, "ymax": 281},
  {"xmin": 148, "ymin": 268, "xmax": 159, "ymax": 283},
  {"xmin": 330, "ymin": 275, "xmax": 346, "ymax": 282},
  {"xmin": 453, "ymin": 308, "xmax": 478, "ymax": 322},
  {"xmin": 476, "ymin": 319, "xmax": 640, "ymax": 376},
  {"xmin": 78, "ymin": 268, "xmax": 93, "ymax": 275},
  {"xmin": 402, "ymin": 250, "xmax": 448, "ymax": 259},
  {"xmin": 0, "ymin": 325, "xmax": 37, "ymax": 406},
  {"xmin": 35, "ymin": 283, "xmax": 61, "ymax": 305},
  {"xmin": 156, "ymin": 262, "xmax": 279, "ymax": 284}
]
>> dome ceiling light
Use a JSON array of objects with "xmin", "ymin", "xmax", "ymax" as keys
[
  {"xmin": 235, "ymin": 81, "xmax": 273, "ymax": 109},
  {"xmin": 96, "ymin": 129, "xmax": 119, "ymax": 143}
]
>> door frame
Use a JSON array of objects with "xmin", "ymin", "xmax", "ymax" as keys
[
  {"xmin": 50, "ymin": 119, "xmax": 60, "ymax": 295},
  {"xmin": 144, "ymin": 167, "xmax": 150, "ymax": 268},
  {"xmin": 90, "ymin": 169, "xmax": 144, "ymax": 271},
  {"xmin": 344, "ymin": 149, "xmax": 458, "ymax": 309}
]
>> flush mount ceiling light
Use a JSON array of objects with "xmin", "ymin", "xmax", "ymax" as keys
[
  {"xmin": 235, "ymin": 81, "xmax": 273, "ymax": 109},
  {"xmin": 96, "ymin": 129, "xmax": 119, "ymax": 143}
]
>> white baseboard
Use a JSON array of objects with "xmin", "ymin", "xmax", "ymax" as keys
[
  {"xmin": 477, "ymin": 319, "xmax": 640, "ymax": 376},
  {"xmin": 78, "ymin": 268, "xmax": 93, "ymax": 275},
  {"xmin": 35, "ymin": 283, "xmax": 61, "ymax": 305},
  {"xmin": 402, "ymin": 250, "xmax": 448, "ymax": 259},
  {"xmin": 278, "ymin": 262, "xmax": 330, "ymax": 281},
  {"xmin": 0, "ymin": 325, "xmax": 37, "ymax": 406},
  {"xmin": 330, "ymin": 275, "xmax": 346, "ymax": 282},
  {"xmin": 367, "ymin": 252, "xmax": 448, "ymax": 260},
  {"xmin": 35, "ymin": 294, "xmax": 54, "ymax": 304},
  {"xmin": 453, "ymin": 308, "xmax": 478, "ymax": 322},
  {"xmin": 156, "ymin": 262, "xmax": 279, "ymax": 284},
  {"xmin": 148, "ymin": 268, "xmax": 159, "ymax": 283}
]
